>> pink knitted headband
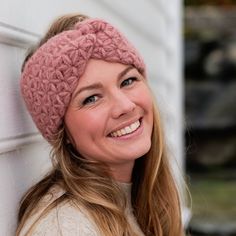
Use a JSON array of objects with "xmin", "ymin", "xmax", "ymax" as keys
[{"xmin": 20, "ymin": 18, "xmax": 146, "ymax": 142}]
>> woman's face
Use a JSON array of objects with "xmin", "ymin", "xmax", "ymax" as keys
[{"xmin": 65, "ymin": 59, "xmax": 153, "ymax": 181}]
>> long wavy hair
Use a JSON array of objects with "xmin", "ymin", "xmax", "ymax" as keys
[{"xmin": 16, "ymin": 13, "xmax": 184, "ymax": 236}]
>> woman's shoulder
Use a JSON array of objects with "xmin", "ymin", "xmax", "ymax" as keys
[{"xmin": 19, "ymin": 185, "xmax": 99, "ymax": 236}]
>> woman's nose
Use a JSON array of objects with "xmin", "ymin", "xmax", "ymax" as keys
[{"xmin": 110, "ymin": 92, "xmax": 136, "ymax": 118}]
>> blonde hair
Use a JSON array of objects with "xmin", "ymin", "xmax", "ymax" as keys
[{"xmin": 16, "ymin": 13, "xmax": 184, "ymax": 236}]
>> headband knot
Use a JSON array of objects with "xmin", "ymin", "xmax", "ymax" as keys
[{"xmin": 20, "ymin": 18, "xmax": 146, "ymax": 142}]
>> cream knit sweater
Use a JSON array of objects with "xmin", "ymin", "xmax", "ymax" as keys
[{"xmin": 19, "ymin": 183, "xmax": 145, "ymax": 236}]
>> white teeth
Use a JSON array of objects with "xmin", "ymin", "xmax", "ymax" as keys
[
  {"xmin": 110, "ymin": 120, "xmax": 141, "ymax": 137},
  {"xmin": 121, "ymin": 129, "xmax": 126, "ymax": 135},
  {"xmin": 125, "ymin": 127, "xmax": 132, "ymax": 133},
  {"xmin": 130, "ymin": 123, "xmax": 137, "ymax": 130}
]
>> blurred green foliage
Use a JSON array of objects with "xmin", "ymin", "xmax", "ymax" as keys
[{"xmin": 190, "ymin": 173, "xmax": 236, "ymax": 225}]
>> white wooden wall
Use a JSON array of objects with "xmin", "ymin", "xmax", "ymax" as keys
[{"xmin": 0, "ymin": 1, "xmax": 187, "ymax": 235}]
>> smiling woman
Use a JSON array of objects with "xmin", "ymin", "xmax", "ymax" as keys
[
  {"xmin": 16, "ymin": 13, "xmax": 185, "ymax": 236},
  {"xmin": 64, "ymin": 60, "xmax": 153, "ymax": 182}
]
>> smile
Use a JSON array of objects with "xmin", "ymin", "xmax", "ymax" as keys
[{"xmin": 109, "ymin": 120, "xmax": 141, "ymax": 137}]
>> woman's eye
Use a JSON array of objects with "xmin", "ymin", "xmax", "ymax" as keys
[
  {"xmin": 121, "ymin": 77, "xmax": 137, "ymax": 87},
  {"xmin": 82, "ymin": 95, "xmax": 98, "ymax": 105}
]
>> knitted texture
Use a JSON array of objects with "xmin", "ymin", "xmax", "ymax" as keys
[{"xmin": 20, "ymin": 18, "xmax": 146, "ymax": 142}]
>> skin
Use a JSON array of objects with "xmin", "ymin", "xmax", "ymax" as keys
[{"xmin": 65, "ymin": 59, "xmax": 153, "ymax": 182}]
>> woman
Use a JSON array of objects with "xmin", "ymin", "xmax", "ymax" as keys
[{"xmin": 16, "ymin": 13, "xmax": 184, "ymax": 236}]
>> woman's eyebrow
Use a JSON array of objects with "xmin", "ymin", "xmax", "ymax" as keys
[
  {"xmin": 117, "ymin": 65, "xmax": 134, "ymax": 79},
  {"xmin": 72, "ymin": 83, "xmax": 103, "ymax": 99},
  {"xmin": 72, "ymin": 65, "xmax": 135, "ymax": 99}
]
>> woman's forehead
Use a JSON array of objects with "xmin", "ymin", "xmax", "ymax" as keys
[{"xmin": 78, "ymin": 59, "xmax": 136, "ymax": 83}]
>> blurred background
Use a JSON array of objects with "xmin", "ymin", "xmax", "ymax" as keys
[{"xmin": 184, "ymin": 0, "xmax": 236, "ymax": 235}]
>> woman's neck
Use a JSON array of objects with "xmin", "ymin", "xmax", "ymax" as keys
[{"xmin": 110, "ymin": 161, "xmax": 135, "ymax": 183}]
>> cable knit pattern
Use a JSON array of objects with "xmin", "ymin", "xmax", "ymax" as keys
[
  {"xmin": 19, "ymin": 184, "xmax": 145, "ymax": 236},
  {"xmin": 20, "ymin": 18, "xmax": 146, "ymax": 142}
]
